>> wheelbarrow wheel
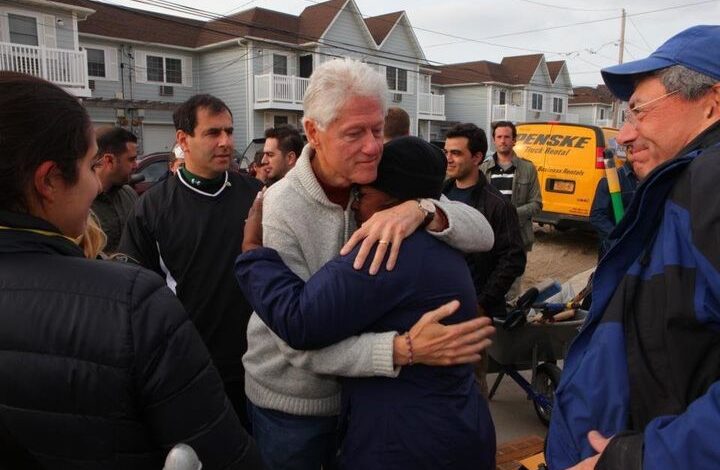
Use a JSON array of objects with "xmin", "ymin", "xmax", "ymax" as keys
[{"xmin": 532, "ymin": 362, "xmax": 562, "ymax": 426}]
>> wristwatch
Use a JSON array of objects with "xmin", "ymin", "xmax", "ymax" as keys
[{"xmin": 417, "ymin": 198, "xmax": 436, "ymax": 228}]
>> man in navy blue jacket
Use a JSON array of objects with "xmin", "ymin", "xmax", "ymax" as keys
[{"xmin": 547, "ymin": 25, "xmax": 720, "ymax": 470}]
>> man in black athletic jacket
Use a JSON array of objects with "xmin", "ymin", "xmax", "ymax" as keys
[{"xmin": 120, "ymin": 95, "xmax": 262, "ymax": 429}]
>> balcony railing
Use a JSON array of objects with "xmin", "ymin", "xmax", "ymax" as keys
[
  {"xmin": 565, "ymin": 113, "xmax": 580, "ymax": 123},
  {"xmin": 418, "ymin": 93, "xmax": 445, "ymax": 118},
  {"xmin": 0, "ymin": 42, "xmax": 89, "ymax": 96},
  {"xmin": 492, "ymin": 104, "xmax": 526, "ymax": 122},
  {"xmin": 254, "ymin": 74, "xmax": 309, "ymax": 106}
]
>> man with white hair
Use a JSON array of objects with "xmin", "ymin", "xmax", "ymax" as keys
[
  {"xmin": 241, "ymin": 58, "xmax": 495, "ymax": 469},
  {"xmin": 547, "ymin": 25, "xmax": 720, "ymax": 470}
]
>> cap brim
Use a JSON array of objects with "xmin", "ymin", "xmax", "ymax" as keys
[{"xmin": 601, "ymin": 56, "xmax": 675, "ymax": 101}]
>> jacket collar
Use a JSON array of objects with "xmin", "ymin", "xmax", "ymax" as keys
[
  {"xmin": 442, "ymin": 174, "xmax": 487, "ymax": 194},
  {"xmin": 489, "ymin": 151, "xmax": 519, "ymax": 169},
  {"xmin": 0, "ymin": 210, "xmax": 83, "ymax": 257},
  {"xmin": 589, "ymin": 121, "xmax": 720, "ymax": 326},
  {"xmin": 293, "ymin": 144, "xmax": 350, "ymax": 209}
]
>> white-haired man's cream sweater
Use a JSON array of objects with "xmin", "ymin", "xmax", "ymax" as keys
[{"xmin": 242, "ymin": 146, "xmax": 494, "ymax": 416}]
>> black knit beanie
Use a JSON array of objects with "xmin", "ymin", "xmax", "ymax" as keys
[{"xmin": 371, "ymin": 136, "xmax": 447, "ymax": 200}]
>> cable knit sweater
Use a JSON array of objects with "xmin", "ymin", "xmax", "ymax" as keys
[{"xmin": 242, "ymin": 146, "xmax": 494, "ymax": 416}]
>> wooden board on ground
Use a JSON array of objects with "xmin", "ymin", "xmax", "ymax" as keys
[{"xmin": 496, "ymin": 435, "xmax": 545, "ymax": 470}]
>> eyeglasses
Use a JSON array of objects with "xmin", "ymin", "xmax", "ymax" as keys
[{"xmin": 623, "ymin": 89, "xmax": 679, "ymax": 126}]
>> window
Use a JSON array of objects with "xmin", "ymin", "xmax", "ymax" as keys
[
  {"xmin": 531, "ymin": 93, "xmax": 543, "ymax": 111},
  {"xmin": 552, "ymin": 97, "xmax": 563, "ymax": 113},
  {"xmin": 87, "ymin": 48, "xmax": 106, "ymax": 78},
  {"xmin": 498, "ymin": 90, "xmax": 507, "ymax": 105},
  {"xmin": 386, "ymin": 66, "xmax": 408, "ymax": 92},
  {"xmin": 419, "ymin": 74, "xmax": 431, "ymax": 94},
  {"xmin": 599, "ymin": 108, "xmax": 606, "ymax": 120},
  {"xmin": 273, "ymin": 54, "xmax": 288, "ymax": 75},
  {"xmin": 83, "ymin": 44, "xmax": 118, "ymax": 81},
  {"xmin": 146, "ymin": 55, "xmax": 183, "ymax": 84},
  {"xmin": 8, "ymin": 14, "xmax": 38, "ymax": 46},
  {"xmin": 274, "ymin": 115, "xmax": 289, "ymax": 127},
  {"xmin": 165, "ymin": 58, "xmax": 182, "ymax": 84}
]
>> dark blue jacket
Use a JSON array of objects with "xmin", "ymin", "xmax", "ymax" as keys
[
  {"xmin": 235, "ymin": 231, "xmax": 495, "ymax": 470},
  {"xmin": 547, "ymin": 122, "xmax": 720, "ymax": 469},
  {"xmin": 589, "ymin": 162, "xmax": 638, "ymax": 258}
]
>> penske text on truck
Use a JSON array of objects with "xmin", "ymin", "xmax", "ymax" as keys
[{"xmin": 513, "ymin": 122, "xmax": 623, "ymax": 229}]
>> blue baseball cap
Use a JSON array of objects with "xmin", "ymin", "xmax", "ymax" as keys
[{"xmin": 601, "ymin": 25, "xmax": 720, "ymax": 101}]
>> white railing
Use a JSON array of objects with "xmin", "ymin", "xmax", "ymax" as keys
[
  {"xmin": 564, "ymin": 113, "xmax": 580, "ymax": 124},
  {"xmin": 595, "ymin": 118, "xmax": 614, "ymax": 127},
  {"xmin": 418, "ymin": 93, "xmax": 445, "ymax": 117},
  {"xmin": 0, "ymin": 42, "xmax": 88, "ymax": 90},
  {"xmin": 254, "ymin": 74, "xmax": 309, "ymax": 104},
  {"xmin": 492, "ymin": 104, "xmax": 526, "ymax": 122}
]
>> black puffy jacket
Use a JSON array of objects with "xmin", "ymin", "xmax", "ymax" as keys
[{"xmin": 0, "ymin": 211, "xmax": 263, "ymax": 470}]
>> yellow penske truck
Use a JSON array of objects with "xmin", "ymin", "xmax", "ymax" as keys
[{"xmin": 513, "ymin": 122, "xmax": 624, "ymax": 230}]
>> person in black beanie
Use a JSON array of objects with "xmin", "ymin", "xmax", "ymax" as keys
[{"xmin": 236, "ymin": 135, "xmax": 497, "ymax": 470}]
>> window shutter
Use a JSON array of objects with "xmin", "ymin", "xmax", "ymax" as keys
[
  {"xmin": 106, "ymin": 46, "xmax": 119, "ymax": 81},
  {"xmin": 264, "ymin": 113, "xmax": 273, "ymax": 130},
  {"xmin": 42, "ymin": 14, "xmax": 56, "ymax": 48},
  {"xmin": 135, "ymin": 50, "xmax": 147, "ymax": 83},
  {"xmin": 182, "ymin": 56, "xmax": 193, "ymax": 87}
]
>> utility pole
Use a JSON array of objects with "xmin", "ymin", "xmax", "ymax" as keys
[
  {"xmin": 618, "ymin": 8, "xmax": 626, "ymax": 65},
  {"xmin": 614, "ymin": 8, "xmax": 626, "ymax": 127}
]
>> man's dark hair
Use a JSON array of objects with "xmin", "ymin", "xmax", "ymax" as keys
[
  {"xmin": 445, "ymin": 122, "xmax": 488, "ymax": 157},
  {"xmin": 173, "ymin": 94, "xmax": 232, "ymax": 135},
  {"xmin": 492, "ymin": 120, "xmax": 517, "ymax": 139},
  {"xmin": 264, "ymin": 125, "xmax": 304, "ymax": 156},
  {"xmin": 384, "ymin": 107, "xmax": 410, "ymax": 140},
  {"xmin": 96, "ymin": 127, "xmax": 137, "ymax": 157},
  {"xmin": 0, "ymin": 72, "xmax": 92, "ymax": 212}
]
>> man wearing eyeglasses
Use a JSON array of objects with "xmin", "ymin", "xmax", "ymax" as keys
[{"xmin": 546, "ymin": 25, "xmax": 720, "ymax": 470}]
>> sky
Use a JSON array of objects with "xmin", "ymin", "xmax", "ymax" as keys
[{"xmin": 102, "ymin": 0, "xmax": 719, "ymax": 87}]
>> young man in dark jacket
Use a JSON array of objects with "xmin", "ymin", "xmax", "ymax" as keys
[{"xmin": 443, "ymin": 123, "xmax": 526, "ymax": 396}]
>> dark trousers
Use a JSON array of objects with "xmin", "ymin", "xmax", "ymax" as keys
[{"xmin": 247, "ymin": 401, "xmax": 338, "ymax": 470}]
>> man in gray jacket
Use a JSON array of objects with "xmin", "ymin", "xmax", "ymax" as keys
[
  {"xmin": 481, "ymin": 120, "xmax": 541, "ymax": 297},
  {"xmin": 241, "ymin": 58, "xmax": 496, "ymax": 469}
]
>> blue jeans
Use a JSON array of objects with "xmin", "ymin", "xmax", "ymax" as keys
[{"xmin": 247, "ymin": 401, "xmax": 338, "ymax": 470}]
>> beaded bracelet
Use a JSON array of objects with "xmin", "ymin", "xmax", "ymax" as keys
[{"xmin": 404, "ymin": 332, "xmax": 414, "ymax": 366}]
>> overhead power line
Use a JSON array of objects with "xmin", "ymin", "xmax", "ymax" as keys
[{"xmin": 513, "ymin": 0, "xmax": 617, "ymax": 12}]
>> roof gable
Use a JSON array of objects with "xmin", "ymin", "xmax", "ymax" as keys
[
  {"xmin": 364, "ymin": 11, "xmax": 402, "ymax": 45},
  {"xmin": 501, "ymin": 54, "xmax": 544, "ymax": 85},
  {"xmin": 546, "ymin": 61, "xmax": 564, "ymax": 82},
  {"xmin": 373, "ymin": 12, "xmax": 426, "ymax": 63},
  {"xmin": 298, "ymin": 0, "xmax": 347, "ymax": 43}
]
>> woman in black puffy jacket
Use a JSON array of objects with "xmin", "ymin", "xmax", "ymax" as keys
[{"xmin": 0, "ymin": 72, "xmax": 263, "ymax": 469}]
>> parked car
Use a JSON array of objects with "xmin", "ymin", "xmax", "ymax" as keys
[{"xmin": 131, "ymin": 152, "xmax": 169, "ymax": 195}]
